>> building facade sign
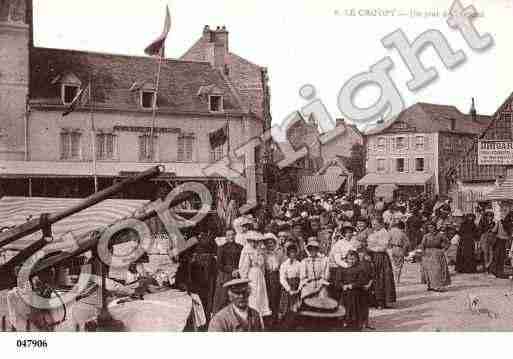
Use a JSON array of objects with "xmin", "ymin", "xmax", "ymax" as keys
[{"xmin": 478, "ymin": 140, "xmax": 513, "ymax": 165}]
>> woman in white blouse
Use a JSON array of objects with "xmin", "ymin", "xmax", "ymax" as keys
[
  {"xmin": 239, "ymin": 231, "xmax": 271, "ymax": 317},
  {"xmin": 367, "ymin": 218, "xmax": 397, "ymax": 309},
  {"xmin": 278, "ymin": 243, "xmax": 302, "ymax": 329}
]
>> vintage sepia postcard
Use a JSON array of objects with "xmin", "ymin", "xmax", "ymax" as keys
[{"xmin": 0, "ymin": 0, "xmax": 512, "ymax": 356}]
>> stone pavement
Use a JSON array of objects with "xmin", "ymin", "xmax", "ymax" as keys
[{"xmin": 370, "ymin": 263, "xmax": 513, "ymax": 331}]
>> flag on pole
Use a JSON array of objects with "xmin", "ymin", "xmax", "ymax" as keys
[
  {"xmin": 62, "ymin": 84, "xmax": 89, "ymax": 117},
  {"xmin": 216, "ymin": 182, "xmax": 228, "ymax": 226},
  {"xmin": 144, "ymin": 6, "xmax": 171, "ymax": 56},
  {"xmin": 209, "ymin": 123, "xmax": 229, "ymax": 149}
]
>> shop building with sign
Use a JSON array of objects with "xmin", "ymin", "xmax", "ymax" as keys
[
  {"xmin": 449, "ymin": 92, "xmax": 513, "ymax": 212},
  {"xmin": 361, "ymin": 102, "xmax": 491, "ymax": 199}
]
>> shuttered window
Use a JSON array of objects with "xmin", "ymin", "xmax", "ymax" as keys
[
  {"xmin": 139, "ymin": 134, "xmax": 157, "ymax": 161},
  {"xmin": 96, "ymin": 133, "xmax": 116, "ymax": 160},
  {"xmin": 210, "ymin": 143, "xmax": 225, "ymax": 162},
  {"xmin": 60, "ymin": 131, "xmax": 81, "ymax": 160},
  {"xmin": 178, "ymin": 133, "xmax": 194, "ymax": 162}
]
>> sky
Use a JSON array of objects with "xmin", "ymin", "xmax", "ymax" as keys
[{"xmin": 33, "ymin": 0, "xmax": 512, "ymax": 129}]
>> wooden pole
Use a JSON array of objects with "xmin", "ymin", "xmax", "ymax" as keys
[
  {"xmin": 149, "ymin": 49, "xmax": 164, "ymax": 160},
  {"xmin": 89, "ymin": 78, "xmax": 98, "ymax": 193}
]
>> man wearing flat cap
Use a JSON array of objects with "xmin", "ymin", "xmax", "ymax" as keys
[{"xmin": 208, "ymin": 278, "xmax": 265, "ymax": 332}]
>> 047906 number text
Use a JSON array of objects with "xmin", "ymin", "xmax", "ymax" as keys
[{"xmin": 16, "ymin": 339, "xmax": 48, "ymax": 349}]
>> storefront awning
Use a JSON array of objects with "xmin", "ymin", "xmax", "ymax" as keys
[
  {"xmin": 485, "ymin": 180, "xmax": 513, "ymax": 201},
  {"xmin": 358, "ymin": 173, "xmax": 433, "ymax": 186}
]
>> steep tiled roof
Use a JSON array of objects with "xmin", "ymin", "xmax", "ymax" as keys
[
  {"xmin": 416, "ymin": 102, "xmax": 491, "ymax": 134},
  {"xmin": 365, "ymin": 102, "xmax": 492, "ymax": 135},
  {"xmin": 29, "ymin": 47, "xmax": 244, "ymax": 114}
]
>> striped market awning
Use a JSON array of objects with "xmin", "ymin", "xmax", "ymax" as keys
[
  {"xmin": 0, "ymin": 196, "xmax": 150, "ymax": 250},
  {"xmin": 297, "ymin": 174, "xmax": 347, "ymax": 195},
  {"xmin": 486, "ymin": 180, "xmax": 513, "ymax": 201}
]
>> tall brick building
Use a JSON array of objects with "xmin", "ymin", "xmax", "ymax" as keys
[{"xmin": 0, "ymin": 0, "xmax": 271, "ymax": 204}]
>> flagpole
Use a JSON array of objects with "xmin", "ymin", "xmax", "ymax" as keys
[
  {"xmin": 89, "ymin": 77, "xmax": 98, "ymax": 193},
  {"xmin": 150, "ymin": 48, "xmax": 164, "ymax": 160}
]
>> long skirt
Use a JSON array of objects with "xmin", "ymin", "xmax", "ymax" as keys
[
  {"xmin": 445, "ymin": 244, "xmax": 458, "ymax": 265},
  {"xmin": 248, "ymin": 266, "xmax": 271, "ymax": 316},
  {"xmin": 456, "ymin": 238, "xmax": 477, "ymax": 273},
  {"xmin": 265, "ymin": 270, "xmax": 281, "ymax": 320},
  {"xmin": 341, "ymin": 288, "xmax": 369, "ymax": 330},
  {"xmin": 388, "ymin": 248, "xmax": 405, "ymax": 283},
  {"xmin": 369, "ymin": 252, "xmax": 396, "ymax": 307},
  {"xmin": 490, "ymin": 237, "xmax": 506, "ymax": 277},
  {"xmin": 190, "ymin": 255, "xmax": 217, "ymax": 320},
  {"xmin": 212, "ymin": 270, "xmax": 233, "ymax": 316},
  {"xmin": 279, "ymin": 277, "xmax": 300, "ymax": 317},
  {"xmin": 421, "ymin": 248, "xmax": 451, "ymax": 289},
  {"xmin": 328, "ymin": 267, "xmax": 341, "ymax": 301}
]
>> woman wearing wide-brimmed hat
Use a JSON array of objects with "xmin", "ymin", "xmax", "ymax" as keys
[
  {"xmin": 299, "ymin": 240, "xmax": 330, "ymax": 302},
  {"xmin": 238, "ymin": 231, "xmax": 271, "ymax": 317}
]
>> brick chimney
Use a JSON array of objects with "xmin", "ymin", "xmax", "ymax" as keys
[{"xmin": 203, "ymin": 25, "xmax": 229, "ymax": 71}]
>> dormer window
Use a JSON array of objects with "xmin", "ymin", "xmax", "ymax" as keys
[
  {"xmin": 56, "ymin": 73, "xmax": 83, "ymax": 105},
  {"xmin": 141, "ymin": 91, "xmax": 156, "ymax": 109},
  {"xmin": 62, "ymin": 84, "xmax": 80, "ymax": 105},
  {"xmin": 209, "ymin": 95, "xmax": 223, "ymax": 112}
]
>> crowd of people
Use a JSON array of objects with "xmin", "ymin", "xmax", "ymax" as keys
[{"xmin": 181, "ymin": 193, "xmax": 513, "ymax": 331}]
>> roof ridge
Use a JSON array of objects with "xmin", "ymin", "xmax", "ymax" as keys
[{"xmin": 32, "ymin": 46, "xmax": 211, "ymax": 65}]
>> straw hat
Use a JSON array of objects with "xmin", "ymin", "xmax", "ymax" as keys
[
  {"xmin": 263, "ymin": 233, "xmax": 278, "ymax": 243},
  {"xmin": 241, "ymin": 230, "xmax": 265, "ymax": 242},
  {"xmin": 306, "ymin": 240, "xmax": 320, "ymax": 249}
]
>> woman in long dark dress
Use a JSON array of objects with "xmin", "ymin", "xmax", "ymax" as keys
[
  {"xmin": 420, "ymin": 223, "xmax": 451, "ymax": 292},
  {"xmin": 212, "ymin": 229, "xmax": 243, "ymax": 315},
  {"xmin": 489, "ymin": 215, "xmax": 511, "ymax": 278},
  {"xmin": 338, "ymin": 250, "xmax": 372, "ymax": 330},
  {"xmin": 456, "ymin": 214, "xmax": 478, "ymax": 273},
  {"xmin": 367, "ymin": 217, "xmax": 396, "ymax": 309},
  {"xmin": 189, "ymin": 232, "xmax": 218, "ymax": 320}
]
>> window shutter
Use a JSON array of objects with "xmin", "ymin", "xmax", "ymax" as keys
[
  {"xmin": 404, "ymin": 158, "xmax": 409, "ymax": 173},
  {"xmin": 71, "ymin": 133, "xmax": 80, "ymax": 158},
  {"xmin": 106, "ymin": 134, "xmax": 115, "ymax": 159},
  {"xmin": 425, "ymin": 157, "xmax": 430, "ymax": 171},
  {"xmin": 96, "ymin": 134, "xmax": 102, "ymax": 160},
  {"xmin": 60, "ymin": 133, "xmax": 67, "ymax": 159},
  {"xmin": 405, "ymin": 137, "xmax": 409, "ymax": 150},
  {"xmin": 177, "ymin": 136, "xmax": 184, "ymax": 161},
  {"xmin": 152, "ymin": 135, "xmax": 158, "ymax": 160},
  {"xmin": 138, "ymin": 136, "xmax": 145, "ymax": 160},
  {"xmin": 424, "ymin": 136, "xmax": 429, "ymax": 151}
]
